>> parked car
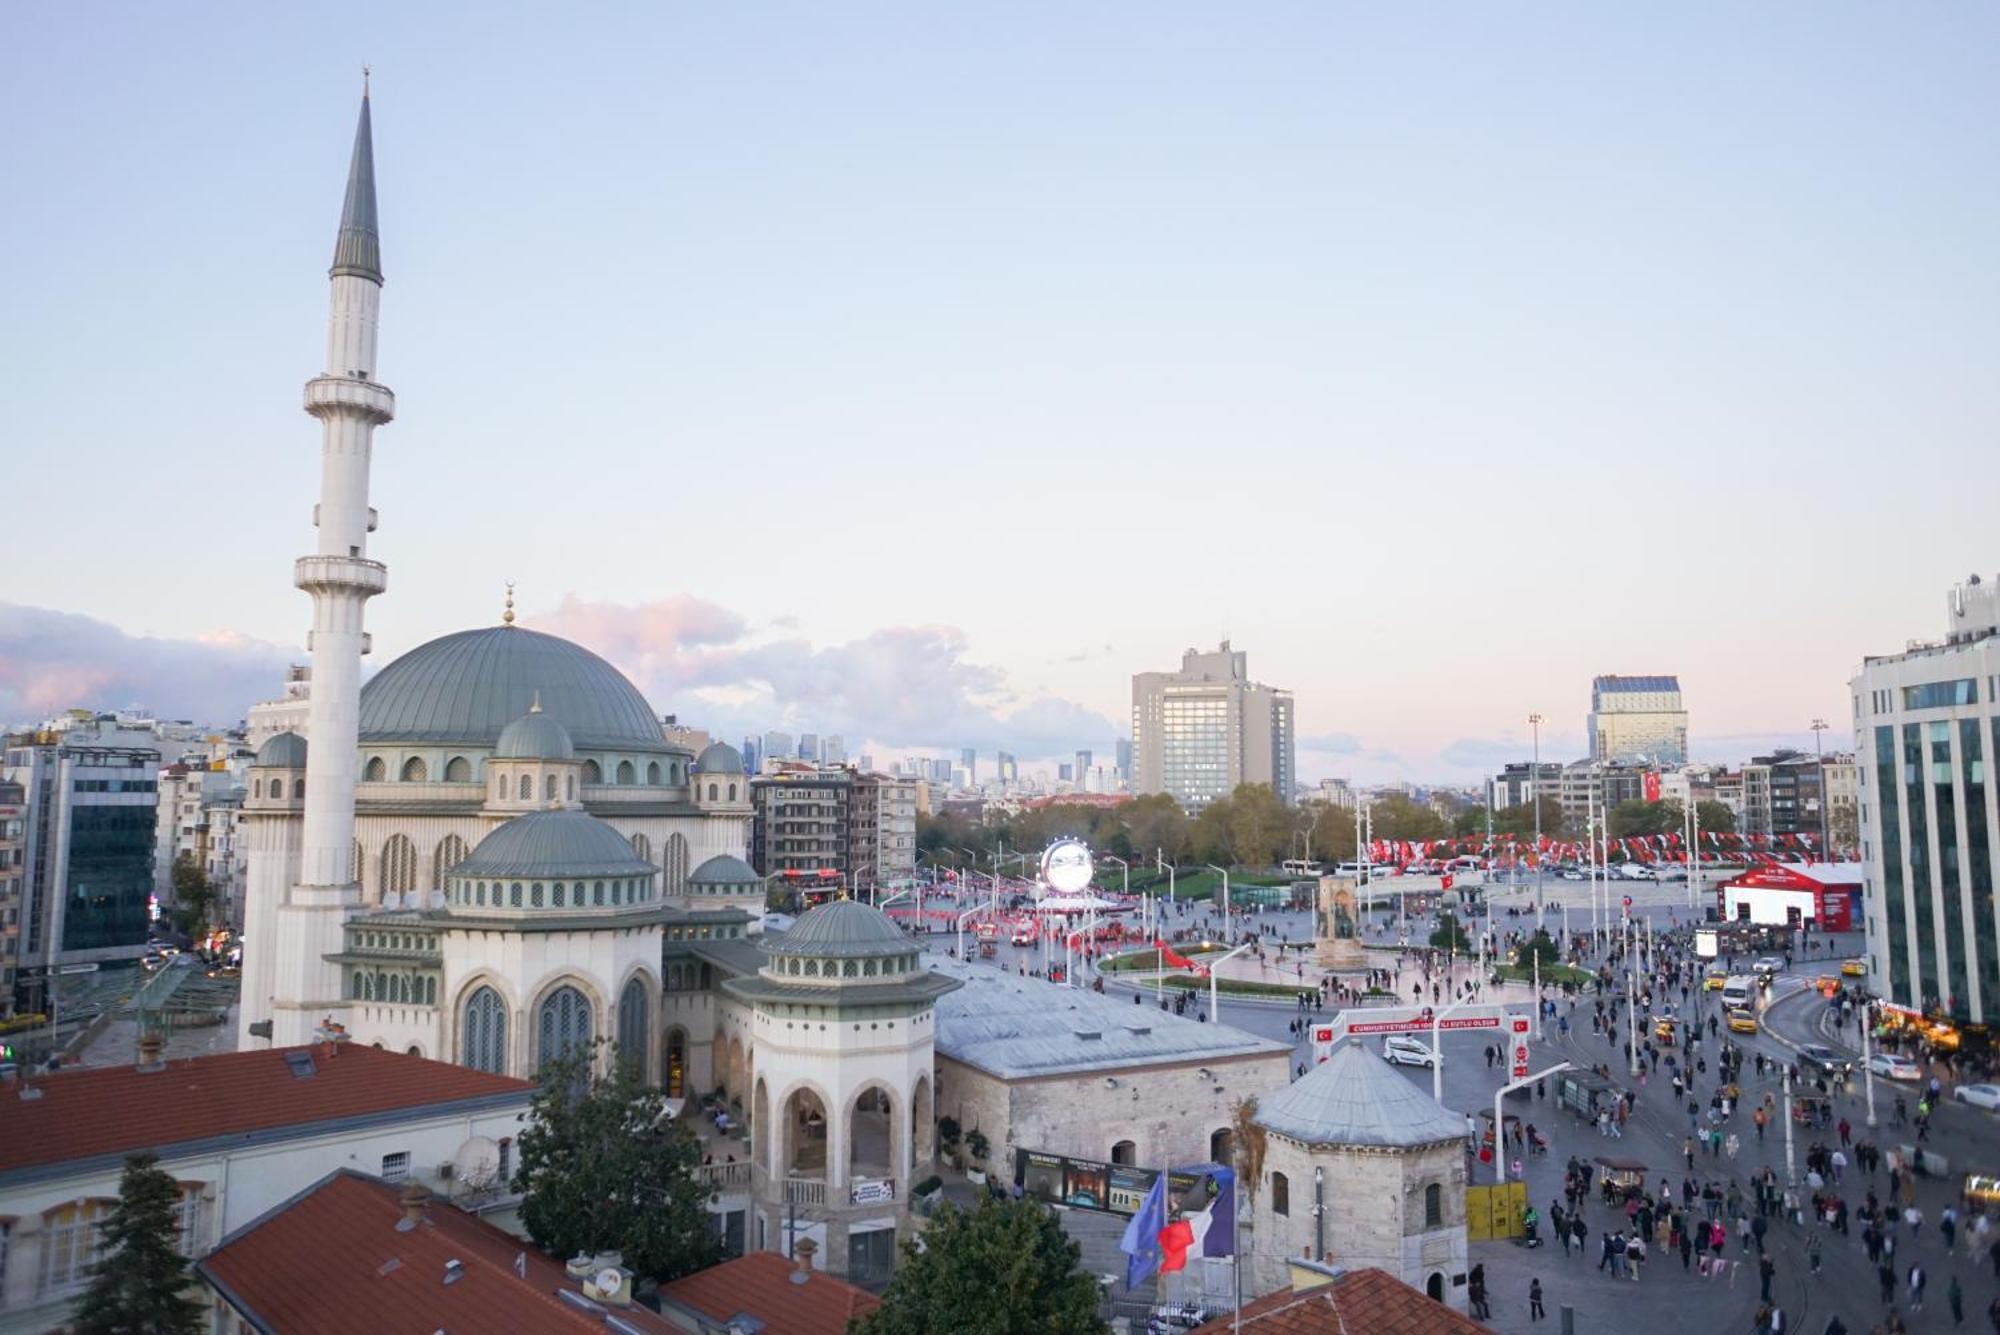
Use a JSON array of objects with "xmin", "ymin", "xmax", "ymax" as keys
[
  {"xmin": 1382, "ymin": 1036, "xmax": 1437, "ymax": 1067},
  {"xmin": 1750, "ymin": 957, "xmax": 1785, "ymax": 975},
  {"xmin": 1867, "ymin": 1053, "xmax": 1920, "ymax": 1082},
  {"xmin": 1954, "ymin": 1084, "xmax": 2000, "ymax": 1111},
  {"xmin": 1797, "ymin": 1043, "xmax": 1854, "ymax": 1077}
]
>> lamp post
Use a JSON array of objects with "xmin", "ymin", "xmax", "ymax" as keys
[
  {"xmin": 1208, "ymin": 940, "xmax": 1254, "ymax": 1028},
  {"xmin": 1428, "ymin": 991, "xmax": 1475, "ymax": 1104},
  {"xmin": 1811, "ymin": 718, "xmax": 1831, "ymax": 861},
  {"xmin": 1860, "ymin": 999, "xmax": 1878, "ymax": 1127},
  {"xmin": 1528, "ymin": 713, "xmax": 1545, "ymax": 932},
  {"xmin": 1205, "ymin": 864, "xmax": 1232, "ymax": 925}
]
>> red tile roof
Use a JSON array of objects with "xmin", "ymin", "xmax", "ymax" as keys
[
  {"xmin": 0, "ymin": 1044, "xmax": 532, "ymax": 1178},
  {"xmin": 1191, "ymin": 1268, "xmax": 1490, "ymax": 1335},
  {"xmin": 199, "ymin": 1170, "xmax": 677, "ymax": 1334},
  {"xmin": 660, "ymin": 1249, "xmax": 880, "ymax": 1335}
]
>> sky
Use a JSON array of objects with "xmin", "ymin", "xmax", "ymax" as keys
[{"xmin": 3, "ymin": 4, "xmax": 1997, "ymax": 783}]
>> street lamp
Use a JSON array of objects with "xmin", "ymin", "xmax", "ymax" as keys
[
  {"xmin": 1528, "ymin": 713, "xmax": 1545, "ymax": 932},
  {"xmin": 1205, "ymin": 864, "xmax": 1232, "ymax": 923},
  {"xmin": 1811, "ymin": 718, "xmax": 1831, "ymax": 860}
]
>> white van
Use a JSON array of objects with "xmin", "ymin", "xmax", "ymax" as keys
[{"xmin": 1720, "ymin": 976, "xmax": 1755, "ymax": 1009}]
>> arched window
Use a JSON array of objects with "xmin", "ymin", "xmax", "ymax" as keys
[
  {"xmin": 350, "ymin": 840, "xmax": 362, "ymax": 883},
  {"xmin": 728, "ymin": 782, "xmax": 737, "ymax": 801},
  {"xmin": 531, "ymin": 883, "xmax": 544, "ymax": 908},
  {"xmin": 294, "ymin": 778, "xmax": 306, "ymax": 799},
  {"xmin": 1112, "ymin": 1140, "xmax": 1136, "ymax": 1166},
  {"xmin": 425, "ymin": 977, "xmax": 437, "ymax": 1005},
  {"xmin": 646, "ymin": 762, "xmax": 661, "ymax": 785},
  {"xmin": 617, "ymin": 978, "xmax": 649, "ymax": 1074},
  {"xmin": 363, "ymin": 757, "xmax": 386, "ymax": 781},
  {"xmin": 582, "ymin": 759, "xmax": 602, "ymax": 784},
  {"xmin": 1424, "ymin": 1182, "xmax": 1442, "ymax": 1228},
  {"xmin": 401, "ymin": 757, "xmax": 428, "ymax": 782},
  {"xmin": 553, "ymin": 883, "xmax": 566, "ymax": 907},
  {"xmin": 707, "ymin": 783, "xmax": 717, "ymax": 801},
  {"xmin": 463, "ymin": 986, "xmax": 507, "ymax": 1073},
  {"xmin": 616, "ymin": 760, "xmax": 636, "ymax": 785},
  {"xmin": 1272, "ymin": 1171, "xmax": 1290, "ymax": 1217},
  {"xmin": 349, "ymin": 972, "xmax": 363, "ymax": 1000},
  {"xmin": 665, "ymin": 835, "xmax": 689, "ymax": 895},
  {"xmin": 631, "ymin": 833, "xmax": 652, "ymax": 863},
  {"xmin": 537, "ymin": 985, "xmax": 594, "ymax": 1073},
  {"xmin": 566, "ymin": 774, "xmax": 575, "ymax": 799},
  {"xmin": 517, "ymin": 774, "xmax": 532, "ymax": 800},
  {"xmin": 380, "ymin": 835, "xmax": 417, "ymax": 897},
  {"xmin": 433, "ymin": 834, "xmax": 468, "ymax": 886},
  {"xmin": 509, "ymin": 883, "xmax": 522, "ymax": 908},
  {"xmin": 545, "ymin": 774, "xmax": 558, "ymax": 801},
  {"xmin": 593, "ymin": 881, "xmax": 605, "ymax": 906},
  {"xmin": 444, "ymin": 756, "xmax": 472, "ymax": 782}
]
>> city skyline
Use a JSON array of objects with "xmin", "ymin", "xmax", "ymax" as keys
[{"xmin": 7, "ymin": 6, "xmax": 1997, "ymax": 783}]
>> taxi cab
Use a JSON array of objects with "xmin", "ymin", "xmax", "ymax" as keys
[
  {"xmin": 1726, "ymin": 1008, "xmax": 1759, "ymax": 1035},
  {"xmin": 1841, "ymin": 959, "xmax": 1869, "ymax": 978},
  {"xmin": 1704, "ymin": 967, "xmax": 1729, "ymax": 991},
  {"xmin": 1653, "ymin": 1015, "xmax": 1680, "ymax": 1042}
]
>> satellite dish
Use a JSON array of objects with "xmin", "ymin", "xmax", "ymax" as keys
[
  {"xmin": 1039, "ymin": 839, "xmax": 1095, "ymax": 897},
  {"xmin": 453, "ymin": 1135, "xmax": 500, "ymax": 1185},
  {"xmin": 594, "ymin": 1266, "xmax": 623, "ymax": 1293}
]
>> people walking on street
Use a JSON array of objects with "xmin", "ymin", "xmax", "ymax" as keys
[
  {"xmin": 1529, "ymin": 1277, "xmax": 1545, "ymax": 1321},
  {"xmin": 1909, "ymin": 1262, "xmax": 1927, "ymax": 1313},
  {"xmin": 1760, "ymin": 1252, "xmax": 1776, "ymax": 1302}
]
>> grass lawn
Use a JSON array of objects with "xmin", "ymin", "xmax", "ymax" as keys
[
  {"xmin": 1494, "ymin": 962, "xmax": 1596, "ymax": 988},
  {"xmin": 1160, "ymin": 975, "xmax": 1316, "ymax": 999}
]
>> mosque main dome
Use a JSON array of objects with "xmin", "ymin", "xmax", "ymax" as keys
[{"xmin": 357, "ymin": 626, "xmax": 673, "ymax": 752}]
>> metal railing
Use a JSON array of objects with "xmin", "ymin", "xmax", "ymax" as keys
[{"xmin": 697, "ymin": 1160, "xmax": 754, "ymax": 1189}]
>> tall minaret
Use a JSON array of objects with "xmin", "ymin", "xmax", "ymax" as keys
[{"xmin": 262, "ymin": 83, "xmax": 395, "ymax": 1047}]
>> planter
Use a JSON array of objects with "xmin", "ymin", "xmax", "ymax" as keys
[{"xmin": 967, "ymin": 1168, "xmax": 987, "ymax": 1186}]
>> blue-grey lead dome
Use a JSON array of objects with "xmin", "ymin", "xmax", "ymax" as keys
[
  {"xmin": 450, "ymin": 808, "xmax": 658, "ymax": 880},
  {"xmin": 689, "ymin": 854, "xmax": 760, "ymax": 886},
  {"xmin": 693, "ymin": 741, "xmax": 745, "ymax": 775},
  {"xmin": 255, "ymin": 731, "xmax": 309, "ymax": 768},
  {"xmin": 766, "ymin": 899, "xmax": 911, "ymax": 959},
  {"xmin": 493, "ymin": 705, "xmax": 575, "ymax": 761},
  {"xmin": 357, "ymin": 625, "xmax": 672, "ymax": 752}
]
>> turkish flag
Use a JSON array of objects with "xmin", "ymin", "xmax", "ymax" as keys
[
  {"xmin": 1158, "ymin": 1219, "xmax": 1196, "ymax": 1273},
  {"xmin": 1441, "ymin": 874, "xmax": 1454, "ymax": 891}
]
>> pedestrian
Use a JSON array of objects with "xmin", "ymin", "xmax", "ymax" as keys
[
  {"xmin": 1529, "ymin": 1277, "xmax": 1545, "ymax": 1321},
  {"xmin": 1806, "ymin": 1229, "xmax": 1822, "ymax": 1275},
  {"xmin": 1760, "ymin": 1253, "xmax": 1776, "ymax": 1302},
  {"xmin": 1910, "ymin": 1262, "xmax": 1927, "ymax": 1313},
  {"xmin": 1949, "ymin": 1272, "xmax": 1963, "ymax": 1325},
  {"xmin": 1878, "ymin": 1260, "xmax": 1897, "ymax": 1305}
]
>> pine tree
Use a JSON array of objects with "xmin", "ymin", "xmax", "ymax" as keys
[
  {"xmin": 851, "ymin": 1195, "xmax": 1107, "ymax": 1335},
  {"xmin": 71, "ymin": 1151, "xmax": 203, "ymax": 1335}
]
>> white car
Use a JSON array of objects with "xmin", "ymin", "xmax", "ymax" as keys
[
  {"xmin": 1867, "ymin": 1053, "xmax": 1920, "ymax": 1082},
  {"xmin": 1750, "ymin": 957, "xmax": 1785, "ymax": 975},
  {"xmin": 1382, "ymin": 1036, "xmax": 1437, "ymax": 1068},
  {"xmin": 1954, "ymin": 1084, "xmax": 2000, "ymax": 1111}
]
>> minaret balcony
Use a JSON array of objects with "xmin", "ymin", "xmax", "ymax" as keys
[
  {"xmin": 304, "ymin": 375, "xmax": 396, "ymax": 424},
  {"xmin": 294, "ymin": 554, "xmax": 388, "ymax": 596}
]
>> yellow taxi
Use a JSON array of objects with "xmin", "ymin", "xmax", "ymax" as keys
[
  {"xmin": 1653, "ymin": 1016, "xmax": 1680, "ymax": 1042},
  {"xmin": 1841, "ymin": 959, "xmax": 1869, "ymax": 978},
  {"xmin": 1726, "ymin": 1008, "xmax": 1759, "ymax": 1035},
  {"xmin": 1704, "ymin": 968, "xmax": 1729, "ymax": 991}
]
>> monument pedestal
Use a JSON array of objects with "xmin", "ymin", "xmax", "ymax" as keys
[{"xmin": 1314, "ymin": 876, "xmax": 1369, "ymax": 973}]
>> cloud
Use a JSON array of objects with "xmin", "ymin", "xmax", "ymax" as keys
[
  {"xmin": 0, "ymin": 604, "xmax": 296, "ymax": 727},
  {"xmin": 532, "ymin": 596, "xmax": 1121, "ymax": 758},
  {"xmin": 1299, "ymin": 731, "xmax": 1364, "ymax": 755}
]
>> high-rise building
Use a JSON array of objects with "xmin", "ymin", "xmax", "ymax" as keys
[
  {"xmin": 1131, "ymin": 642, "xmax": 1295, "ymax": 809},
  {"xmin": 959, "ymin": 748, "xmax": 977, "ymax": 786},
  {"xmin": 798, "ymin": 733, "xmax": 820, "ymax": 763},
  {"xmin": 1057, "ymin": 764, "xmax": 1074, "ymax": 783},
  {"xmin": 824, "ymin": 735, "xmax": 846, "ymax": 766},
  {"xmin": 1852, "ymin": 573, "xmax": 2000, "ymax": 1022},
  {"xmin": 741, "ymin": 735, "xmax": 761, "ymax": 775},
  {"xmin": 997, "ymin": 752, "xmax": 1018, "ymax": 785},
  {"xmin": 0, "ymin": 779, "xmax": 23, "ymax": 1018},
  {"xmin": 1074, "ymin": 750, "xmax": 1093, "ymax": 790},
  {"xmin": 1116, "ymin": 737, "xmax": 1133, "ymax": 781},
  {"xmin": 3, "ymin": 722, "xmax": 163, "ymax": 1012},
  {"xmin": 1587, "ymin": 676, "xmax": 1688, "ymax": 765},
  {"xmin": 763, "ymin": 732, "xmax": 794, "ymax": 767}
]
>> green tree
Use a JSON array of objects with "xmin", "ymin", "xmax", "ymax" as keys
[
  {"xmin": 1118, "ymin": 793, "xmax": 1188, "ymax": 865},
  {"xmin": 71, "ymin": 1151, "xmax": 203, "ymax": 1335},
  {"xmin": 1607, "ymin": 799, "xmax": 1683, "ymax": 840},
  {"xmin": 168, "ymin": 853, "xmax": 215, "ymax": 938},
  {"xmin": 1695, "ymin": 799, "xmax": 1736, "ymax": 835},
  {"xmin": 1514, "ymin": 929, "xmax": 1560, "ymax": 970},
  {"xmin": 1429, "ymin": 913, "xmax": 1470, "ymax": 952},
  {"xmin": 850, "ymin": 1195, "xmax": 1107, "ymax": 1335},
  {"xmin": 514, "ymin": 1042, "xmax": 719, "ymax": 1284},
  {"xmin": 1296, "ymin": 800, "xmax": 1354, "ymax": 864},
  {"xmin": 1224, "ymin": 783, "xmax": 1289, "ymax": 868}
]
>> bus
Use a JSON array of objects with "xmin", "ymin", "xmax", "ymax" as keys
[{"xmin": 1280, "ymin": 860, "xmax": 1324, "ymax": 877}]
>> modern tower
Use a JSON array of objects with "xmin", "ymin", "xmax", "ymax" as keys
[
  {"xmin": 1131, "ymin": 642, "xmax": 1295, "ymax": 808},
  {"xmin": 252, "ymin": 86, "xmax": 394, "ymax": 1047}
]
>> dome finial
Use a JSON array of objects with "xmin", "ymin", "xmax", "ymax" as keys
[{"xmin": 502, "ymin": 581, "xmax": 515, "ymax": 626}]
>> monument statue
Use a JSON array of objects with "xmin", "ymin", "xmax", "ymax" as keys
[{"xmin": 1314, "ymin": 876, "xmax": 1367, "ymax": 972}]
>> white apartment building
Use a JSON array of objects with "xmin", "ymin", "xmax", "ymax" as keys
[
  {"xmin": 1851, "ymin": 573, "xmax": 2000, "ymax": 1021},
  {"xmin": 1132, "ymin": 642, "xmax": 1295, "ymax": 809},
  {"xmin": 1588, "ymin": 675, "xmax": 1689, "ymax": 765}
]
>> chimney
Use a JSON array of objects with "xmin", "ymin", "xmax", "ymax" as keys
[
  {"xmin": 137, "ymin": 1031, "xmax": 166, "ymax": 1074},
  {"xmin": 395, "ymin": 1180, "xmax": 428, "ymax": 1232},
  {"xmin": 791, "ymin": 1238, "xmax": 816, "ymax": 1285}
]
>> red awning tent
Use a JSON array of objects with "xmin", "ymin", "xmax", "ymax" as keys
[{"xmin": 1717, "ymin": 862, "xmax": 1864, "ymax": 931}]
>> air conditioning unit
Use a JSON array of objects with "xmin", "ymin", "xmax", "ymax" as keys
[{"xmin": 436, "ymin": 1162, "xmax": 455, "ymax": 1181}]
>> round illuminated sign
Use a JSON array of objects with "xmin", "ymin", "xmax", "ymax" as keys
[{"xmin": 1040, "ymin": 839, "xmax": 1095, "ymax": 896}]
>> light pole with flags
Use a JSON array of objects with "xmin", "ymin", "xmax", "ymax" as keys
[{"xmin": 1528, "ymin": 712, "xmax": 1545, "ymax": 932}]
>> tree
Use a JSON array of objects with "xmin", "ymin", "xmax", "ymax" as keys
[
  {"xmin": 1695, "ymin": 799, "xmax": 1737, "ymax": 836},
  {"xmin": 1118, "ymin": 793, "xmax": 1188, "ymax": 866},
  {"xmin": 1429, "ymin": 913, "xmax": 1470, "ymax": 953},
  {"xmin": 168, "ymin": 853, "xmax": 214, "ymax": 938},
  {"xmin": 514, "ymin": 1042, "xmax": 719, "ymax": 1284},
  {"xmin": 1514, "ymin": 930, "xmax": 1560, "ymax": 970},
  {"xmin": 71, "ymin": 1151, "xmax": 203, "ymax": 1335},
  {"xmin": 1607, "ymin": 799, "xmax": 1682, "ymax": 840},
  {"xmin": 851, "ymin": 1195, "xmax": 1107, "ymax": 1335},
  {"xmin": 1224, "ymin": 784, "xmax": 1289, "ymax": 868},
  {"xmin": 1231, "ymin": 1097, "xmax": 1267, "ymax": 1208}
]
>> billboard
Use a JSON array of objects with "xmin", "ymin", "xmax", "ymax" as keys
[{"xmin": 1014, "ymin": 1149, "xmax": 1206, "ymax": 1218}]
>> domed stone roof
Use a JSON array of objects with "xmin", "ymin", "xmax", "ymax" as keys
[
  {"xmin": 766, "ymin": 899, "xmax": 910, "ymax": 959},
  {"xmin": 255, "ymin": 732, "xmax": 308, "ymax": 768},
  {"xmin": 693, "ymin": 741, "xmax": 745, "ymax": 775},
  {"xmin": 358, "ymin": 626, "xmax": 671, "ymax": 752},
  {"xmin": 689, "ymin": 854, "xmax": 760, "ymax": 886},
  {"xmin": 449, "ymin": 809, "xmax": 657, "ymax": 880},
  {"xmin": 493, "ymin": 701, "xmax": 575, "ymax": 761},
  {"xmin": 1255, "ymin": 1041, "xmax": 1467, "ymax": 1148}
]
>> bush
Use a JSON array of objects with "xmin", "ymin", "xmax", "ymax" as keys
[
  {"xmin": 966, "ymin": 1128, "xmax": 990, "ymax": 1164},
  {"xmin": 1514, "ymin": 930, "xmax": 1561, "ymax": 969},
  {"xmin": 913, "ymin": 1175, "xmax": 943, "ymax": 1198},
  {"xmin": 1430, "ymin": 913, "xmax": 1470, "ymax": 952},
  {"xmin": 938, "ymin": 1116, "xmax": 962, "ymax": 1151}
]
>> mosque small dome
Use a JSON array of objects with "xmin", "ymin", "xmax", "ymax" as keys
[
  {"xmin": 494, "ymin": 700, "xmax": 576, "ymax": 761},
  {"xmin": 690, "ymin": 854, "xmax": 760, "ymax": 887},
  {"xmin": 255, "ymin": 732, "xmax": 309, "ymax": 768},
  {"xmin": 450, "ymin": 808, "xmax": 655, "ymax": 880},
  {"xmin": 766, "ymin": 899, "xmax": 911, "ymax": 960},
  {"xmin": 694, "ymin": 741, "xmax": 746, "ymax": 775}
]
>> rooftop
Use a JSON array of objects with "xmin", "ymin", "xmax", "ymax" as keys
[
  {"xmin": 1254, "ymin": 1041, "xmax": 1466, "ymax": 1148},
  {"xmin": 0, "ymin": 1045, "xmax": 532, "ymax": 1183},
  {"xmin": 927, "ymin": 956, "xmax": 1290, "ymax": 1080},
  {"xmin": 659, "ymin": 1249, "xmax": 879, "ymax": 1335},
  {"xmin": 1592, "ymin": 674, "xmax": 1681, "ymax": 696},
  {"xmin": 450, "ymin": 807, "xmax": 658, "ymax": 881},
  {"xmin": 199, "ymin": 1171, "xmax": 676, "ymax": 1334},
  {"xmin": 1190, "ymin": 1266, "xmax": 1488, "ymax": 1335}
]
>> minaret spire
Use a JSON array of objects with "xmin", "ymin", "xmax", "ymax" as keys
[
  {"xmin": 331, "ymin": 79, "xmax": 382, "ymax": 284},
  {"xmin": 246, "ymin": 84, "xmax": 397, "ymax": 1049}
]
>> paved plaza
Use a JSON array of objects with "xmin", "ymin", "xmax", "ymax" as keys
[{"xmin": 917, "ymin": 876, "xmax": 2000, "ymax": 1332}]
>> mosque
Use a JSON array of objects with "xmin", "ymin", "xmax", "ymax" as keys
[{"xmin": 235, "ymin": 89, "xmax": 1468, "ymax": 1299}]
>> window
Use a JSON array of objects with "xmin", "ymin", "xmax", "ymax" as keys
[
  {"xmin": 1111, "ymin": 1140, "xmax": 1137, "ymax": 1167},
  {"xmin": 1272, "ymin": 1171, "xmax": 1290, "ymax": 1217},
  {"xmin": 616, "ymin": 761, "xmax": 636, "ymax": 785},
  {"xmin": 631, "ymin": 833, "xmax": 652, "ymax": 863},
  {"xmin": 618, "ymin": 977, "xmax": 649, "ymax": 1074},
  {"xmin": 444, "ymin": 755, "xmax": 472, "ymax": 782},
  {"xmin": 517, "ymin": 774, "xmax": 532, "ymax": 800},
  {"xmin": 545, "ymin": 774, "xmax": 558, "ymax": 801},
  {"xmin": 380, "ymin": 834, "xmax": 417, "ymax": 897},
  {"xmin": 1424, "ymin": 1182, "xmax": 1442, "ymax": 1228},
  {"xmin": 1904, "ymin": 679, "xmax": 1978, "ymax": 710},
  {"xmin": 707, "ymin": 783, "xmax": 718, "ymax": 801},
  {"xmin": 295, "ymin": 778, "xmax": 306, "ymax": 799},
  {"xmin": 510, "ymin": 883, "xmax": 522, "ymax": 908},
  {"xmin": 728, "ymin": 783, "xmax": 737, "ymax": 801},
  {"xmin": 583, "ymin": 759, "xmax": 602, "ymax": 784},
  {"xmin": 381, "ymin": 1151, "xmax": 411, "ymax": 1183},
  {"xmin": 538, "ymin": 985, "xmax": 594, "ymax": 1073},
  {"xmin": 553, "ymin": 882, "xmax": 566, "ymax": 907},
  {"xmin": 463, "ymin": 987, "xmax": 508, "ymax": 1073},
  {"xmin": 434, "ymin": 835, "xmax": 468, "ymax": 885},
  {"xmin": 498, "ymin": 1139, "xmax": 512, "ymax": 1187},
  {"xmin": 401, "ymin": 757, "xmax": 428, "ymax": 782},
  {"xmin": 40, "ymin": 1199, "xmax": 112, "ymax": 1295},
  {"xmin": 647, "ymin": 762, "xmax": 661, "ymax": 785},
  {"xmin": 176, "ymin": 1188, "xmax": 204, "ymax": 1256},
  {"xmin": 363, "ymin": 756, "xmax": 386, "ymax": 781}
]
